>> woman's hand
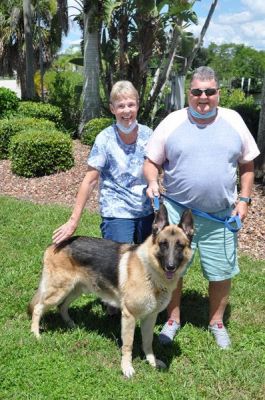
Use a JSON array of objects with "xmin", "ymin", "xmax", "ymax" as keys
[{"xmin": 52, "ymin": 219, "xmax": 77, "ymax": 245}]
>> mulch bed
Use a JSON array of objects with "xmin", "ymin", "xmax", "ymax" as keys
[{"xmin": 0, "ymin": 140, "xmax": 264, "ymax": 260}]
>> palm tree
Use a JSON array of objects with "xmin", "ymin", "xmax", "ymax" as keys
[
  {"xmin": 103, "ymin": 1, "xmax": 219, "ymax": 123},
  {"xmin": 0, "ymin": 0, "xmax": 68, "ymax": 99},
  {"xmin": 0, "ymin": 2, "xmax": 28, "ymax": 97},
  {"xmin": 78, "ymin": 0, "xmax": 101, "ymax": 133},
  {"xmin": 78, "ymin": 0, "xmax": 121, "ymax": 134},
  {"xmin": 71, "ymin": 1, "xmax": 219, "ymax": 129},
  {"xmin": 23, "ymin": 0, "xmax": 35, "ymax": 99}
]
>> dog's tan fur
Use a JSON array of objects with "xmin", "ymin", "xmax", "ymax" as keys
[{"xmin": 28, "ymin": 206, "xmax": 193, "ymax": 378}]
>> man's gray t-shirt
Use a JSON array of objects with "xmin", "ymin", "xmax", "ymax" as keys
[{"xmin": 146, "ymin": 107, "xmax": 260, "ymax": 213}]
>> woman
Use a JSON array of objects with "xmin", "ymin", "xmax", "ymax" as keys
[{"xmin": 52, "ymin": 80, "xmax": 153, "ymax": 246}]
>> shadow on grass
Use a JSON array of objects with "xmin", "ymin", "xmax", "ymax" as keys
[
  {"xmin": 41, "ymin": 298, "xmax": 180, "ymax": 369},
  {"xmin": 40, "ymin": 289, "xmax": 231, "ymax": 369},
  {"xmin": 157, "ymin": 288, "xmax": 231, "ymax": 330},
  {"xmin": 42, "ymin": 298, "xmax": 120, "ymax": 339}
]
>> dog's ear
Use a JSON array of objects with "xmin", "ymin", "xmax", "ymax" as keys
[
  {"xmin": 152, "ymin": 203, "xmax": 169, "ymax": 237},
  {"xmin": 178, "ymin": 209, "xmax": 194, "ymax": 242}
]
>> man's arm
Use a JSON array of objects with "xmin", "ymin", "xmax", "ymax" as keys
[{"xmin": 233, "ymin": 161, "xmax": 254, "ymax": 220}]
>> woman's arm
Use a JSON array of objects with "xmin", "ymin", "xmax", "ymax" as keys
[{"xmin": 52, "ymin": 167, "xmax": 100, "ymax": 244}]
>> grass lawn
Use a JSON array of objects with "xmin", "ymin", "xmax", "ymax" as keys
[{"xmin": 0, "ymin": 195, "xmax": 264, "ymax": 400}]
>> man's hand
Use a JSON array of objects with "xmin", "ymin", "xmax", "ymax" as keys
[
  {"xmin": 146, "ymin": 180, "xmax": 160, "ymax": 199},
  {"xmin": 232, "ymin": 201, "xmax": 249, "ymax": 221}
]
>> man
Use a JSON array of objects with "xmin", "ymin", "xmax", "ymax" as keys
[{"xmin": 144, "ymin": 66, "xmax": 260, "ymax": 349}]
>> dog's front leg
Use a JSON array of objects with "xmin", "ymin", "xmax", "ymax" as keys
[
  {"xmin": 121, "ymin": 308, "xmax": 136, "ymax": 378},
  {"xmin": 141, "ymin": 313, "xmax": 167, "ymax": 370}
]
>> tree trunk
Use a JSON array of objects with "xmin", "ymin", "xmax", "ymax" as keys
[
  {"xmin": 255, "ymin": 75, "xmax": 265, "ymax": 184},
  {"xmin": 184, "ymin": 0, "xmax": 219, "ymax": 74},
  {"xmin": 23, "ymin": 0, "xmax": 35, "ymax": 99},
  {"xmin": 143, "ymin": 1, "xmax": 218, "ymax": 122},
  {"xmin": 142, "ymin": 26, "xmax": 182, "ymax": 122},
  {"xmin": 78, "ymin": 6, "xmax": 101, "ymax": 137}
]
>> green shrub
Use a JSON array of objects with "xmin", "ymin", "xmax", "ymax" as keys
[
  {"xmin": 9, "ymin": 129, "xmax": 74, "ymax": 177},
  {"xmin": 219, "ymin": 88, "xmax": 254, "ymax": 108},
  {"xmin": 220, "ymin": 88, "xmax": 260, "ymax": 139},
  {"xmin": 81, "ymin": 117, "xmax": 114, "ymax": 146},
  {"xmin": 232, "ymin": 103, "xmax": 260, "ymax": 141},
  {"xmin": 0, "ymin": 87, "xmax": 19, "ymax": 118},
  {"xmin": 0, "ymin": 117, "xmax": 56, "ymax": 159},
  {"xmin": 17, "ymin": 101, "xmax": 63, "ymax": 128},
  {"xmin": 45, "ymin": 70, "xmax": 83, "ymax": 133}
]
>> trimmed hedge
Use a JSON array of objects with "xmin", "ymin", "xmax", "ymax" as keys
[
  {"xmin": 17, "ymin": 101, "xmax": 63, "ymax": 128},
  {"xmin": 81, "ymin": 117, "xmax": 114, "ymax": 146},
  {"xmin": 0, "ymin": 117, "xmax": 56, "ymax": 159},
  {"xmin": 0, "ymin": 87, "xmax": 19, "ymax": 118},
  {"xmin": 9, "ymin": 129, "xmax": 74, "ymax": 177}
]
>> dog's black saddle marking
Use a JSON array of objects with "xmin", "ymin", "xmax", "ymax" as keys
[{"xmin": 59, "ymin": 236, "xmax": 126, "ymax": 287}]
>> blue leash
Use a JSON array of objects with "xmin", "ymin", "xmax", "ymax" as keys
[{"xmin": 153, "ymin": 194, "xmax": 241, "ymax": 233}]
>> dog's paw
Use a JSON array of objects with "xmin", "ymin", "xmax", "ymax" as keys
[
  {"xmin": 146, "ymin": 355, "xmax": 167, "ymax": 369},
  {"xmin": 32, "ymin": 331, "xmax": 41, "ymax": 339},
  {"xmin": 155, "ymin": 358, "xmax": 167, "ymax": 369},
  {"xmin": 146, "ymin": 353, "xmax": 157, "ymax": 367},
  {"xmin": 67, "ymin": 319, "xmax": 76, "ymax": 329},
  {"xmin": 31, "ymin": 327, "xmax": 41, "ymax": 339},
  {"xmin": 121, "ymin": 361, "xmax": 135, "ymax": 379}
]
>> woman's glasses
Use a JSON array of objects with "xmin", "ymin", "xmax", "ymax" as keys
[{"xmin": 190, "ymin": 88, "xmax": 218, "ymax": 96}]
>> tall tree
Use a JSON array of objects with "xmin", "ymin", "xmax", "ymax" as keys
[
  {"xmin": 255, "ymin": 75, "xmax": 265, "ymax": 184},
  {"xmin": 66, "ymin": 1, "xmax": 218, "ymax": 128},
  {"xmin": 99, "ymin": 0, "xmax": 218, "ymax": 123},
  {"xmin": 23, "ymin": 0, "xmax": 35, "ymax": 99},
  {"xmin": 79, "ymin": 0, "xmax": 101, "ymax": 133},
  {"xmin": 183, "ymin": 0, "xmax": 218, "ymax": 74},
  {"xmin": 0, "ymin": 0, "xmax": 68, "ymax": 99},
  {"xmin": 207, "ymin": 43, "xmax": 265, "ymax": 82},
  {"xmin": 78, "ymin": 0, "xmax": 121, "ymax": 134}
]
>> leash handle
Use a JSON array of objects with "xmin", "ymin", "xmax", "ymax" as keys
[
  {"xmin": 225, "ymin": 215, "xmax": 242, "ymax": 232},
  {"xmin": 153, "ymin": 196, "xmax": 160, "ymax": 212}
]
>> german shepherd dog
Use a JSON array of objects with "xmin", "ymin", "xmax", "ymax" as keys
[{"xmin": 28, "ymin": 205, "xmax": 193, "ymax": 378}]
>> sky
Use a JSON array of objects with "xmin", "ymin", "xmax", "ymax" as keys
[{"xmin": 60, "ymin": 0, "xmax": 265, "ymax": 53}]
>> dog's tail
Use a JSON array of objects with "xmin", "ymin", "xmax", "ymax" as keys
[{"xmin": 27, "ymin": 289, "xmax": 41, "ymax": 317}]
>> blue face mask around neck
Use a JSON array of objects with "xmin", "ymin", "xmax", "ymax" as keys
[
  {"xmin": 116, "ymin": 120, "xmax": 138, "ymax": 134},
  {"xmin": 189, "ymin": 106, "xmax": 217, "ymax": 120}
]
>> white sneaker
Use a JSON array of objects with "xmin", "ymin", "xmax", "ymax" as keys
[
  {"xmin": 158, "ymin": 319, "xmax": 181, "ymax": 345},
  {"xmin": 209, "ymin": 321, "xmax": 231, "ymax": 349}
]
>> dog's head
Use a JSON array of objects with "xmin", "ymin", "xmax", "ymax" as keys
[{"xmin": 152, "ymin": 204, "xmax": 194, "ymax": 280}]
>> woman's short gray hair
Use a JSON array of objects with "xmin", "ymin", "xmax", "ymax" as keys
[
  {"xmin": 191, "ymin": 66, "xmax": 219, "ymax": 87},
  {"xmin": 110, "ymin": 80, "xmax": 139, "ymax": 104}
]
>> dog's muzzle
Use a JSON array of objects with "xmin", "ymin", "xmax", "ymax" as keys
[{"xmin": 165, "ymin": 264, "xmax": 177, "ymax": 280}]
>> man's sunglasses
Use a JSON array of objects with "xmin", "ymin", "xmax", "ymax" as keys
[{"xmin": 190, "ymin": 88, "xmax": 218, "ymax": 96}]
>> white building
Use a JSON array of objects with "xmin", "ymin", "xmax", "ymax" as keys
[{"xmin": 0, "ymin": 79, "xmax": 21, "ymax": 98}]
